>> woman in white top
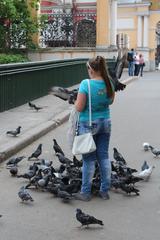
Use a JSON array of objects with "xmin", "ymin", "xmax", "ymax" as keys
[
  {"xmin": 139, "ymin": 54, "xmax": 145, "ymax": 77},
  {"xmin": 134, "ymin": 53, "xmax": 140, "ymax": 76}
]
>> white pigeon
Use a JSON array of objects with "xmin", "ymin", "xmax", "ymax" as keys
[
  {"xmin": 137, "ymin": 166, "xmax": 155, "ymax": 181},
  {"xmin": 143, "ymin": 142, "xmax": 150, "ymax": 151}
]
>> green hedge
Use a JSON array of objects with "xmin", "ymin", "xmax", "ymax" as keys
[{"xmin": 0, "ymin": 54, "xmax": 29, "ymax": 64}]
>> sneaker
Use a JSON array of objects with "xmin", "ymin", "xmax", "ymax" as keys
[
  {"xmin": 73, "ymin": 192, "xmax": 91, "ymax": 201},
  {"xmin": 99, "ymin": 191, "xmax": 110, "ymax": 200}
]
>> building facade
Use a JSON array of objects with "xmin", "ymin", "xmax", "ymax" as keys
[
  {"xmin": 117, "ymin": 0, "xmax": 160, "ymax": 70},
  {"xmin": 31, "ymin": 0, "xmax": 160, "ymax": 70}
]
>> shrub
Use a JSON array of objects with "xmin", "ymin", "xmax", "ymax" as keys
[{"xmin": 0, "ymin": 54, "xmax": 29, "ymax": 64}]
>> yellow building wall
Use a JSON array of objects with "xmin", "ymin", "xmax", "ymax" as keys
[
  {"xmin": 117, "ymin": 3, "xmax": 159, "ymax": 69},
  {"xmin": 96, "ymin": 0, "xmax": 109, "ymax": 47},
  {"xmin": 118, "ymin": 7, "xmax": 138, "ymax": 50},
  {"xmin": 117, "ymin": 3, "xmax": 160, "ymax": 52},
  {"xmin": 149, "ymin": 12, "xmax": 160, "ymax": 61},
  {"xmin": 150, "ymin": 0, "xmax": 160, "ymax": 10}
]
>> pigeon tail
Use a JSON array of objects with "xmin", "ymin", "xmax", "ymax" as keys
[{"xmin": 94, "ymin": 219, "xmax": 104, "ymax": 226}]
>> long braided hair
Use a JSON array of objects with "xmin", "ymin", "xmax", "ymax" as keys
[{"xmin": 87, "ymin": 56, "xmax": 114, "ymax": 98}]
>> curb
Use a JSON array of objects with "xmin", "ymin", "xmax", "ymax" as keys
[
  {"xmin": 0, "ymin": 110, "xmax": 70, "ymax": 163},
  {"xmin": 122, "ymin": 76, "xmax": 139, "ymax": 85}
]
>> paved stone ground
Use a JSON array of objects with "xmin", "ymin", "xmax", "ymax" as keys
[{"xmin": 0, "ymin": 71, "xmax": 160, "ymax": 240}]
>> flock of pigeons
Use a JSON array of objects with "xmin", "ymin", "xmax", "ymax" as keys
[{"xmin": 3, "ymin": 137, "xmax": 158, "ymax": 226}]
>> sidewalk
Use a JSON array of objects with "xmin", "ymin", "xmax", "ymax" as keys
[{"xmin": 0, "ymin": 73, "xmax": 138, "ymax": 162}]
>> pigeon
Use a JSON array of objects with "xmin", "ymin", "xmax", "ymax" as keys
[
  {"xmin": 25, "ymin": 169, "xmax": 43, "ymax": 189},
  {"xmin": 40, "ymin": 159, "xmax": 53, "ymax": 167},
  {"xmin": 0, "ymin": 214, "xmax": 2, "ymax": 218},
  {"xmin": 123, "ymin": 175, "xmax": 143, "ymax": 185},
  {"xmin": 49, "ymin": 86, "xmax": 78, "ymax": 104},
  {"xmin": 137, "ymin": 166, "xmax": 155, "ymax": 181},
  {"xmin": 6, "ymin": 156, "xmax": 25, "ymax": 166},
  {"xmin": 17, "ymin": 163, "xmax": 38, "ymax": 179},
  {"xmin": 37, "ymin": 173, "xmax": 52, "ymax": 188},
  {"xmin": 6, "ymin": 126, "xmax": 21, "ymax": 137},
  {"xmin": 113, "ymin": 147, "xmax": 126, "ymax": 165},
  {"xmin": 57, "ymin": 189, "xmax": 73, "ymax": 202},
  {"xmin": 33, "ymin": 104, "xmax": 43, "ymax": 111},
  {"xmin": 120, "ymin": 184, "xmax": 140, "ymax": 196},
  {"xmin": 149, "ymin": 145, "xmax": 160, "ymax": 157},
  {"xmin": 143, "ymin": 142, "xmax": 150, "ymax": 151},
  {"xmin": 76, "ymin": 208, "xmax": 104, "ymax": 227},
  {"xmin": 28, "ymin": 102, "xmax": 36, "ymax": 108},
  {"xmin": 73, "ymin": 156, "xmax": 83, "ymax": 168},
  {"xmin": 68, "ymin": 90, "xmax": 78, "ymax": 104},
  {"xmin": 28, "ymin": 144, "xmax": 42, "ymax": 160},
  {"xmin": 53, "ymin": 139, "xmax": 64, "ymax": 156},
  {"xmin": 55, "ymin": 164, "xmax": 66, "ymax": 174},
  {"xmin": 18, "ymin": 186, "xmax": 34, "ymax": 202},
  {"xmin": 9, "ymin": 166, "xmax": 18, "ymax": 176},
  {"xmin": 141, "ymin": 160, "xmax": 149, "ymax": 171},
  {"xmin": 108, "ymin": 53, "xmax": 126, "ymax": 92},
  {"xmin": 56, "ymin": 152, "xmax": 72, "ymax": 165}
]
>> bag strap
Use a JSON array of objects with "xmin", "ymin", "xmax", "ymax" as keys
[
  {"xmin": 87, "ymin": 79, "xmax": 92, "ymax": 127},
  {"xmin": 75, "ymin": 79, "xmax": 92, "ymax": 133}
]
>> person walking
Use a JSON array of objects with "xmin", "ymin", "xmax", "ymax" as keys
[
  {"xmin": 134, "ymin": 52, "xmax": 140, "ymax": 76},
  {"xmin": 127, "ymin": 48, "xmax": 135, "ymax": 76},
  {"xmin": 139, "ymin": 54, "xmax": 145, "ymax": 77},
  {"xmin": 74, "ymin": 56, "xmax": 115, "ymax": 201}
]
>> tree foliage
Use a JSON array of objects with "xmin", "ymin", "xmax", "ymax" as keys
[{"xmin": 0, "ymin": 0, "xmax": 43, "ymax": 51}]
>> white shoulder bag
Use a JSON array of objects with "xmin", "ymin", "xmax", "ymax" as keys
[{"xmin": 72, "ymin": 80, "xmax": 96, "ymax": 155}]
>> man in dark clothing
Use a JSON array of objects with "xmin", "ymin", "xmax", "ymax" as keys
[{"xmin": 127, "ymin": 48, "xmax": 135, "ymax": 76}]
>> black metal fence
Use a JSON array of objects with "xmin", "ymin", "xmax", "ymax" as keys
[
  {"xmin": 40, "ymin": 13, "xmax": 96, "ymax": 48},
  {"xmin": 0, "ymin": 59, "xmax": 116, "ymax": 112}
]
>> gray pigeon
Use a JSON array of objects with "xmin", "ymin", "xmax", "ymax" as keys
[
  {"xmin": 6, "ymin": 126, "xmax": 21, "ymax": 137},
  {"xmin": 141, "ymin": 160, "xmax": 149, "ymax": 171},
  {"xmin": 53, "ymin": 139, "xmax": 64, "ymax": 156},
  {"xmin": 56, "ymin": 152, "xmax": 72, "ymax": 165},
  {"xmin": 18, "ymin": 186, "xmax": 34, "ymax": 202},
  {"xmin": 6, "ymin": 156, "xmax": 25, "ymax": 166},
  {"xmin": 76, "ymin": 208, "xmax": 104, "ymax": 227},
  {"xmin": 28, "ymin": 144, "xmax": 42, "ymax": 160},
  {"xmin": 149, "ymin": 145, "xmax": 160, "ymax": 157},
  {"xmin": 9, "ymin": 166, "xmax": 18, "ymax": 176},
  {"xmin": 28, "ymin": 101, "xmax": 35, "ymax": 109}
]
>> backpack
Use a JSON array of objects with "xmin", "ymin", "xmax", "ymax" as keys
[{"xmin": 127, "ymin": 52, "xmax": 133, "ymax": 62}]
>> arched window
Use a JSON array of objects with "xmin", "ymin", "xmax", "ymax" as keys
[{"xmin": 76, "ymin": 19, "xmax": 96, "ymax": 47}]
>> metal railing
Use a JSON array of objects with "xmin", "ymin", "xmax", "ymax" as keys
[{"xmin": 0, "ymin": 58, "xmax": 115, "ymax": 112}]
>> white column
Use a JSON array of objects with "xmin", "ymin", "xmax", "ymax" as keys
[
  {"xmin": 143, "ymin": 15, "xmax": 149, "ymax": 47},
  {"xmin": 110, "ymin": 0, "xmax": 117, "ymax": 46},
  {"xmin": 137, "ymin": 15, "xmax": 142, "ymax": 47}
]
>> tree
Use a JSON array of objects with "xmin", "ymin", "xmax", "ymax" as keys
[{"xmin": 0, "ymin": 0, "xmax": 42, "ymax": 51}]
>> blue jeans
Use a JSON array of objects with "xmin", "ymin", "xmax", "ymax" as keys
[
  {"xmin": 78, "ymin": 118, "xmax": 111, "ymax": 195},
  {"xmin": 128, "ymin": 61, "xmax": 134, "ymax": 76}
]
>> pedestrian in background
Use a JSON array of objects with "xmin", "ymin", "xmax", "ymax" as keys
[
  {"xmin": 139, "ymin": 54, "xmax": 145, "ymax": 77},
  {"xmin": 127, "ymin": 48, "xmax": 135, "ymax": 76},
  {"xmin": 134, "ymin": 52, "xmax": 140, "ymax": 76},
  {"xmin": 74, "ymin": 56, "xmax": 115, "ymax": 201}
]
